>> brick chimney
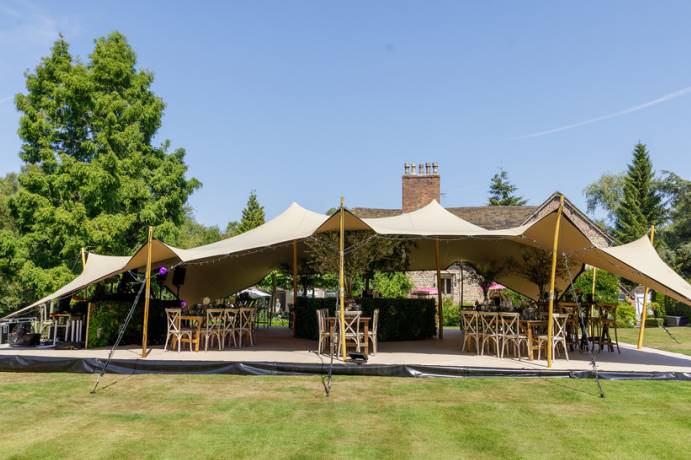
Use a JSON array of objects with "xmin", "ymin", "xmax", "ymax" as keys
[{"xmin": 402, "ymin": 162, "xmax": 440, "ymax": 212}]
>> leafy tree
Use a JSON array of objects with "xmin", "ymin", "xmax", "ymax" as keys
[
  {"xmin": 224, "ymin": 221, "xmax": 239, "ymax": 238},
  {"xmin": 515, "ymin": 248, "xmax": 568, "ymax": 300},
  {"xmin": 572, "ymin": 268, "xmax": 620, "ymax": 304},
  {"xmin": 488, "ymin": 169, "xmax": 527, "ymax": 206},
  {"xmin": 174, "ymin": 207, "xmax": 223, "ymax": 249},
  {"xmin": 372, "ymin": 272, "xmax": 412, "ymax": 298},
  {"xmin": 658, "ymin": 172, "xmax": 691, "ymax": 278},
  {"xmin": 236, "ymin": 190, "xmax": 265, "ymax": 234},
  {"xmin": 465, "ymin": 261, "xmax": 510, "ymax": 304},
  {"xmin": 583, "ymin": 173, "xmax": 625, "ymax": 228},
  {"xmin": 305, "ymin": 231, "xmax": 413, "ymax": 297},
  {"xmin": 6, "ymin": 32, "xmax": 199, "ymax": 306},
  {"xmin": 0, "ymin": 173, "xmax": 18, "ymax": 231},
  {"xmin": 614, "ymin": 143, "xmax": 665, "ymax": 243}
]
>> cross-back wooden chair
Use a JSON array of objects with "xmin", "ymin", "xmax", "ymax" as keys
[
  {"xmin": 367, "ymin": 308, "xmax": 380, "ymax": 355},
  {"xmin": 237, "ymin": 307, "xmax": 255, "ymax": 347},
  {"xmin": 335, "ymin": 311, "xmax": 363, "ymax": 352},
  {"xmin": 537, "ymin": 313, "xmax": 570, "ymax": 361},
  {"xmin": 201, "ymin": 308, "xmax": 225, "ymax": 351},
  {"xmin": 499, "ymin": 312, "xmax": 526, "ymax": 358},
  {"xmin": 164, "ymin": 308, "xmax": 194, "ymax": 352},
  {"xmin": 316, "ymin": 308, "xmax": 330, "ymax": 354},
  {"xmin": 479, "ymin": 312, "xmax": 500, "ymax": 357},
  {"xmin": 461, "ymin": 311, "xmax": 481, "ymax": 353},
  {"xmin": 223, "ymin": 308, "xmax": 239, "ymax": 348}
]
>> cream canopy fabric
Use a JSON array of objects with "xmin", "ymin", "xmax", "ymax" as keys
[
  {"xmin": 8, "ymin": 253, "xmax": 132, "ymax": 317},
  {"xmin": 579, "ymin": 235, "xmax": 691, "ymax": 303},
  {"xmin": 7, "ymin": 196, "xmax": 691, "ymax": 317},
  {"xmin": 363, "ymin": 200, "xmax": 487, "ymax": 236}
]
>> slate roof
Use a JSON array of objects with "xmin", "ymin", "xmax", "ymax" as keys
[{"xmin": 350, "ymin": 206, "xmax": 537, "ymax": 230}]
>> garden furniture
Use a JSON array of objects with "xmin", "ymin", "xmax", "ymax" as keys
[
  {"xmin": 479, "ymin": 312, "xmax": 500, "ymax": 357},
  {"xmin": 316, "ymin": 308, "xmax": 330, "ymax": 354},
  {"xmin": 327, "ymin": 314, "xmax": 370, "ymax": 356},
  {"xmin": 499, "ymin": 312, "xmax": 526, "ymax": 358},
  {"xmin": 460, "ymin": 310, "xmax": 480, "ymax": 353},
  {"xmin": 367, "ymin": 309, "xmax": 379, "ymax": 355},
  {"xmin": 537, "ymin": 313, "xmax": 570, "ymax": 361},
  {"xmin": 201, "ymin": 308, "xmax": 225, "ymax": 351},
  {"xmin": 223, "ymin": 308, "xmax": 239, "ymax": 348},
  {"xmin": 237, "ymin": 307, "xmax": 256, "ymax": 347},
  {"xmin": 164, "ymin": 308, "xmax": 196, "ymax": 352}
]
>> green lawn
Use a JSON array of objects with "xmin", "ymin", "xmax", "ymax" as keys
[
  {"xmin": 617, "ymin": 326, "xmax": 691, "ymax": 356},
  {"xmin": 1, "ymin": 373, "xmax": 690, "ymax": 459}
]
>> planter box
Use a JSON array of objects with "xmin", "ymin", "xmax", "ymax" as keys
[{"xmin": 664, "ymin": 315, "xmax": 688, "ymax": 327}]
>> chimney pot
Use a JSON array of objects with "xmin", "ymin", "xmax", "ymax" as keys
[
  {"xmin": 404, "ymin": 162, "xmax": 410, "ymax": 175},
  {"xmin": 401, "ymin": 161, "xmax": 441, "ymax": 212}
]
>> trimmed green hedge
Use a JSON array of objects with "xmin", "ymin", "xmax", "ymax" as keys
[
  {"xmin": 664, "ymin": 297, "xmax": 691, "ymax": 321},
  {"xmin": 360, "ymin": 297, "xmax": 436, "ymax": 341},
  {"xmin": 644, "ymin": 318, "xmax": 663, "ymax": 328},
  {"xmin": 294, "ymin": 297, "xmax": 337, "ymax": 340},
  {"xmin": 87, "ymin": 298, "xmax": 172, "ymax": 348},
  {"xmin": 293, "ymin": 297, "xmax": 436, "ymax": 341}
]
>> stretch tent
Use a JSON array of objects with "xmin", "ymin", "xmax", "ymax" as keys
[{"xmin": 5, "ymin": 197, "xmax": 691, "ymax": 319}]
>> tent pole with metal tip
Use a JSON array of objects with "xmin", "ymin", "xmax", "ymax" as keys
[
  {"xmin": 637, "ymin": 225, "xmax": 655, "ymax": 350},
  {"xmin": 435, "ymin": 239, "xmax": 443, "ymax": 339},
  {"xmin": 141, "ymin": 226, "xmax": 153, "ymax": 358},
  {"xmin": 339, "ymin": 197, "xmax": 347, "ymax": 360},
  {"xmin": 547, "ymin": 195, "xmax": 565, "ymax": 368}
]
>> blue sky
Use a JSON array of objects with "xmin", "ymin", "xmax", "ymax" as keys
[{"xmin": 1, "ymin": 1, "xmax": 690, "ymax": 228}]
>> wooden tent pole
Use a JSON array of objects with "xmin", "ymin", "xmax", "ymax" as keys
[
  {"xmin": 547, "ymin": 195, "xmax": 565, "ymax": 368},
  {"xmin": 141, "ymin": 226, "xmax": 153, "ymax": 358},
  {"xmin": 292, "ymin": 240, "xmax": 298, "ymax": 337},
  {"xmin": 435, "ymin": 239, "xmax": 443, "ymax": 339},
  {"xmin": 637, "ymin": 225, "xmax": 655, "ymax": 350},
  {"xmin": 339, "ymin": 197, "xmax": 347, "ymax": 360},
  {"xmin": 589, "ymin": 267, "xmax": 597, "ymax": 336},
  {"xmin": 81, "ymin": 248, "xmax": 93, "ymax": 350},
  {"xmin": 460, "ymin": 263, "xmax": 464, "ymax": 308}
]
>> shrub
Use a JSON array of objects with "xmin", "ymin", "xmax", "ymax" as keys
[
  {"xmin": 615, "ymin": 302, "xmax": 636, "ymax": 328},
  {"xmin": 442, "ymin": 298, "xmax": 460, "ymax": 327},
  {"xmin": 650, "ymin": 302, "xmax": 665, "ymax": 318}
]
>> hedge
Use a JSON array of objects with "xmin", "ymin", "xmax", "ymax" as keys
[
  {"xmin": 360, "ymin": 297, "xmax": 436, "ymax": 341},
  {"xmin": 293, "ymin": 297, "xmax": 337, "ymax": 340},
  {"xmin": 293, "ymin": 297, "xmax": 436, "ymax": 341},
  {"xmin": 87, "ymin": 298, "xmax": 174, "ymax": 348},
  {"xmin": 664, "ymin": 297, "xmax": 691, "ymax": 321},
  {"xmin": 644, "ymin": 318, "xmax": 663, "ymax": 328}
]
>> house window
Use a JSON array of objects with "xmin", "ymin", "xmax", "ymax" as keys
[{"xmin": 441, "ymin": 276, "xmax": 454, "ymax": 295}]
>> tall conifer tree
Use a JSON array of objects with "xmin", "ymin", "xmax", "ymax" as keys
[
  {"xmin": 614, "ymin": 143, "xmax": 664, "ymax": 243},
  {"xmin": 237, "ymin": 191, "xmax": 265, "ymax": 234}
]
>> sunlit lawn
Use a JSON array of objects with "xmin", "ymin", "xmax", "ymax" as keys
[
  {"xmin": 1, "ymin": 373, "xmax": 690, "ymax": 459},
  {"xmin": 617, "ymin": 326, "xmax": 691, "ymax": 356}
]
